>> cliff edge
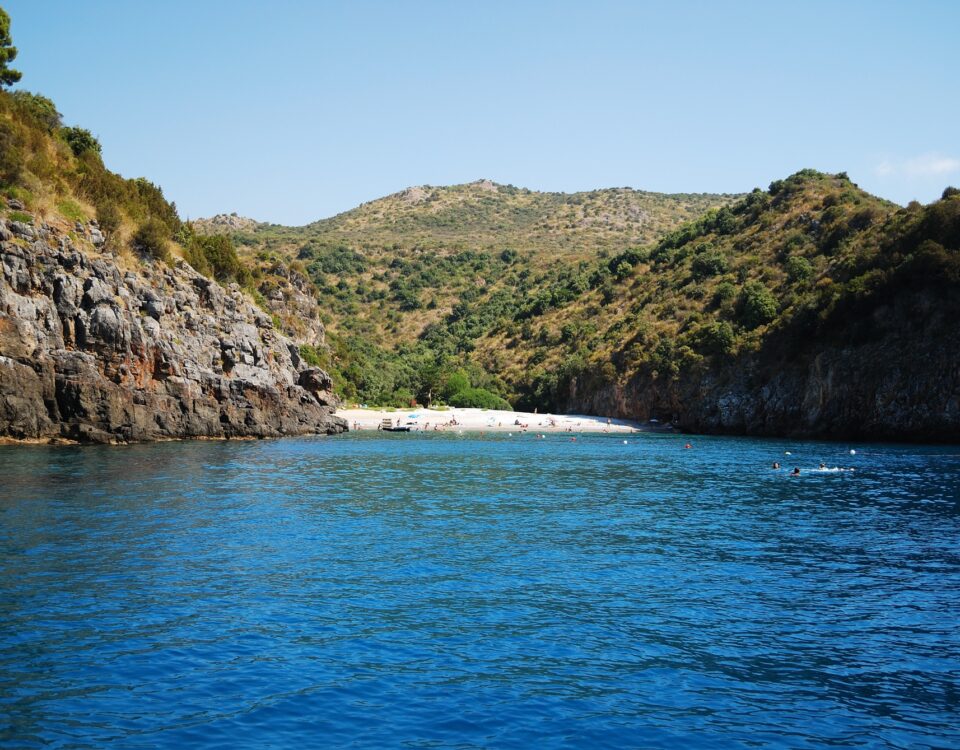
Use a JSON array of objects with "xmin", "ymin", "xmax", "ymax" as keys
[{"xmin": 0, "ymin": 217, "xmax": 346, "ymax": 443}]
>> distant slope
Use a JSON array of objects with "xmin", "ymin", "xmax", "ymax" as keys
[
  {"xmin": 301, "ymin": 180, "xmax": 738, "ymax": 257},
  {"xmin": 198, "ymin": 180, "xmax": 739, "ymax": 409},
  {"xmin": 208, "ymin": 179, "xmax": 739, "ymax": 258}
]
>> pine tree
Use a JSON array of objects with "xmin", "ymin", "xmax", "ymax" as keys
[{"xmin": 0, "ymin": 6, "xmax": 23, "ymax": 88}]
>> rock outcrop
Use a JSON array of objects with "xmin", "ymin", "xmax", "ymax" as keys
[{"xmin": 0, "ymin": 219, "xmax": 346, "ymax": 443}]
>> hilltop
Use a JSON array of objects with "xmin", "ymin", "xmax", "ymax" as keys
[{"xmin": 231, "ymin": 179, "xmax": 739, "ymax": 258}]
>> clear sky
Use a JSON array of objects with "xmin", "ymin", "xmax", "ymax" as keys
[{"xmin": 5, "ymin": 1, "xmax": 959, "ymax": 225}]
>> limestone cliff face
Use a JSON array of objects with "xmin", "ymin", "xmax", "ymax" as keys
[
  {"xmin": 562, "ymin": 292, "xmax": 960, "ymax": 442},
  {"xmin": 0, "ymin": 220, "xmax": 346, "ymax": 443}
]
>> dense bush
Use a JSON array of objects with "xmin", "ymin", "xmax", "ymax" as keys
[
  {"xmin": 447, "ymin": 386, "xmax": 511, "ymax": 410},
  {"xmin": 694, "ymin": 321, "xmax": 736, "ymax": 355},
  {"xmin": 737, "ymin": 281, "xmax": 778, "ymax": 329},
  {"xmin": 786, "ymin": 255, "xmax": 814, "ymax": 282},
  {"xmin": 134, "ymin": 218, "xmax": 171, "ymax": 263},
  {"xmin": 95, "ymin": 201, "xmax": 122, "ymax": 235},
  {"xmin": 10, "ymin": 91, "xmax": 60, "ymax": 131},
  {"xmin": 184, "ymin": 233, "xmax": 249, "ymax": 284},
  {"xmin": 61, "ymin": 126, "xmax": 101, "ymax": 156},
  {"xmin": 691, "ymin": 250, "xmax": 729, "ymax": 280}
]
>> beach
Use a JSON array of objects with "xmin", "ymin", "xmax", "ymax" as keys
[{"xmin": 336, "ymin": 407, "xmax": 652, "ymax": 433}]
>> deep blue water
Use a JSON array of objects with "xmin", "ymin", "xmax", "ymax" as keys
[{"xmin": 1, "ymin": 432, "xmax": 959, "ymax": 749}]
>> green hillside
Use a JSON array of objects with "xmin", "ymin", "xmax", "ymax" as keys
[
  {"xmin": 205, "ymin": 169, "xmax": 959, "ymax": 439},
  {"xmin": 204, "ymin": 181, "xmax": 740, "ymax": 406}
]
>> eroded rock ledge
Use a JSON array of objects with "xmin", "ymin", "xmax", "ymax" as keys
[{"xmin": 0, "ymin": 221, "xmax": 346, "ymax": 444}]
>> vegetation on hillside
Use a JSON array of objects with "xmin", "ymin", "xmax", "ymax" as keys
[
  {"xmin": 206, "ymin": 170, "xmax": 958, "ymax": 414},
  {"xmin": 492, "ymin": 171, "xmax": 959, "ymax": 412},
  {"xmin": 207, "ymin": 182, "xmax": 739, "ymax": 406}
]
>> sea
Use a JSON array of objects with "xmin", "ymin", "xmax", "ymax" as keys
[{"xmin": 1, "ymin": 432, "xmax": 959, "ymax": 749}]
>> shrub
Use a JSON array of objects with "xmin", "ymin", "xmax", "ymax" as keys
[
  {"xmin": 134, "ymin": 218, "xmax": 171, "ymax": 262},
  {"xmin": 695, "ymin": 321, "xmax": 736, "ymax": 355},
  {"xmin": 691, "ymin": 251, "xmax": 729, "ymax": 280},
  {"xmin": 96, "ymin": 201, "xmax": 122, "ymax": 235},
  {"xmin": 786, "ymin": 255, "xmax": 813, "ymax": 282},
  {"xmin": 713, "ymin": 280, "xmax": 737, "ymax": 306},
  {"xmin": 737, "ymin": 281, "xmax": 778, "ymax": 329},
  {"xmin": 447, "ymin": 386, "xmax": 511, "ymax": 410},
  {"xmin": 441, "ymin": 370, "xmax": 470, "ymax": 401},
  {"xmin": 196, "ymin": 235, "xmax": 244, "ymax": 281},
  {"xmin": 11, "ymin": 91, "xmax": 61, "ymax": 131},
  {"xmin": 61, "ymin": 126, "xmax": 101, "ymax": 157}
]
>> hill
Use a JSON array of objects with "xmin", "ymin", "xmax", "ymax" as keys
[
  {"xmin": 207, "ymin": 170, "xmax": 960, "ymax": 441},
  {"xmin": 202, "ymin": 181, "xmax": 740, "ymax": 408},
  {"xmin": 215, "ymin": 179, "xmax": 738, "ymax": 257},
  {"xmin": 477, "ymin": 171, "xmax": 960, "ymax": 439}
]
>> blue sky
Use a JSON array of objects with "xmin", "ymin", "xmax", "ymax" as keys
[{"xmin": 6, "ymin": 1, "xmax": 959, "ymax": 224}]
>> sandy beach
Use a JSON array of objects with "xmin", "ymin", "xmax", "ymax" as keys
[{"xmin": 336, "ymin": 407, "xmax": 654, "ymax": 434}]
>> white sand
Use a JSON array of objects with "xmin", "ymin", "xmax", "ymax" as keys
[{"xmin": 336, "ymin": 407, "xmax": 650, "ymax": 434}]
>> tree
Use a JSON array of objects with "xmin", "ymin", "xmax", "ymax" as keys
[
  {"xmin": 737, "ymin": 281, "xmax": 778, "ymax": 330},
  {"xmin": 0, "ymin": 6, "xmax": 22, "ymax": 88}
]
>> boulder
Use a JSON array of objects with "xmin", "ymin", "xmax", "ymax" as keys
[{"xmin": 9, "ymin": 222, "xmax": 35, "ymax": 240}]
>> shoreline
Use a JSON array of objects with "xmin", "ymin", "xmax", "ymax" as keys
[{"xmin": 336, "ymin": 407, "xmax": 659, "ymax": 434}]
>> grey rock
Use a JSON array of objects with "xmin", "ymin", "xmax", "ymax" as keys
[
  {"xmin": 10, "ymin": 222, "xmax": 35, "ymax": 240},
  {"xmin": 6, "ymin": 198, "xmax": 25, "ymax": 211},
  {"xmin": 143, "ymin": 299, "xmax": 164, "ymax": 320},
  {"xmin": 0, "ymin": 229, "xmax": 346, "ymax": 443},
  {"xmin": 82, "ymin": 277, "xmax": 114, "ymax": 307}
]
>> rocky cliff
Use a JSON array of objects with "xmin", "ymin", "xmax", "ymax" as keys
[
  {"xmin": 0, "ymin": 217, "xmax": 346, "ymax": 443},
  {"xmin": 562, "ymin": 285, "xmax": 960, "ymax": 442}
]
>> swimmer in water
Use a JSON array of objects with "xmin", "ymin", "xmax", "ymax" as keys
[
  {"xmin": 790, "ymin": 467, "xmax": 801, "ymax": 476},
  {"xmin": 772, "ymin": 462, "xmax": 781, "ymax": 470},
  {"xmin": 819, "ymin": 462, "xmax": 827, "ymax": 470}
]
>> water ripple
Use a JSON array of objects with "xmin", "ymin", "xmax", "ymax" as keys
[{"xmin": 1, "ymin": 433, "xmax": 959, "ymax": 748}]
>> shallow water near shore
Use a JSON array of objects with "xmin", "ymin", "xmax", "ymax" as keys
[{"xmin": 1, "ymin": 432, "xmax": 959, "ymax": 748}]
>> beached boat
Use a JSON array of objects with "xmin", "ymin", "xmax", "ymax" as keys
[{"xmin": 379, "ymin": 418, "xmax": 411, "ymax": 432}]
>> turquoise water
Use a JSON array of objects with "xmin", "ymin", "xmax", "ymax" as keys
[{"xmin": 1, "ymin": 432, "xmax": 959, "ymax": 749}]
